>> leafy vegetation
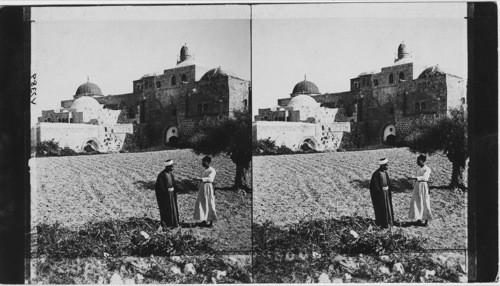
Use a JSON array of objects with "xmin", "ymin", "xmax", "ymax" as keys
[
  {"xmin": 252, "ymin": 138, "xmax": 295, "ymax": 155},
  {"xmin": 405, "ymin": 108, "xmax": 468, "ymax": 189},
  {"xmin": 35, "ymin": 140, "xmax": 102, "ymax": 157},
  {"xmin": 37, "ymin": 218, "xmax": 216, "ymax": 258},
  {"xmin": 253, "ymin": 216, "xmax": 426, "ymax": 255},
  {"xmin": 189, "ymin": 109, "xmax": 252, "ymax": 191}
]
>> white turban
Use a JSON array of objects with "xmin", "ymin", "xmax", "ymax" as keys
[
  {"xmin": 165, "ymin": 159, "xmax": 174, "ymax": 167},
  {"xmin": 379, "ymin": 158, "xmax": 388, "ymax": 165}
]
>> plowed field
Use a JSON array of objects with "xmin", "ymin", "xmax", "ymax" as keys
[
  {"xmin": 31, "ymin": 150, "xmax": 251, "ymax": 252},
  {"xmin": 253, "ymin": 148, "xmax": 467, "ymax": 250}
]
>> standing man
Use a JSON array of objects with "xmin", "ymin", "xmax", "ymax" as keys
[
  {"xmin": 407, "ymin": 155, "xmax": 433, "ymax": 227},
  {"xmin": 369, "ymin": 158, "xmax": 397, "ymax": 228},
  {"xmin": 155, "ymin": 159, "xmax": 180, "ymax": 228},
  {"xmin": 194, "ymin": 156, "xmax": 217, "ymax": 227}
]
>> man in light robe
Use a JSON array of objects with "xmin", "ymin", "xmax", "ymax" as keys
[
  {"xmin": 407, "ymin": 154, "xmax": 433, "ymax": 227},
  {"xmin": 193, "ymin": 156, "xmax": 217, "ymax": 227},
  {"xmin": 369, "ymin": 158, "xmax": 397, "ymax": 228},
  {"xmin": 154, "ymin": 159, "xmax": 180, "ymax": 228}
]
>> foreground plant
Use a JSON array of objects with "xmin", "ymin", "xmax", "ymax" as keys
[{"xmin": 36, "ymin": 217, "xmax": 216, "ymax": 259}]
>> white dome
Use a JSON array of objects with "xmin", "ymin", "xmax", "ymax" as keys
[
  {"xmin": 70, "ymin": 96, "xmax": 102, "ymax": 111},
  {"xmin": 287, "ymin": 94, "xmax": 319, "ymax": 110}
]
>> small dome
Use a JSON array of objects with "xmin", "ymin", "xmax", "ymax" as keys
[
  {"xmin": 287, "ymin": 94, "xmax": 319, "ymax": 110},
  {"xmin": 398, "ymin": 42, "xmax": 409, "ymax": 60},
  {"xmin": 75, "ymin": 81, "xmax": 103, "ymax": 98},
  {"xmin": 200, "ymin": 67, "xmax": 235, "ymax": 81},
  {"xmin": 418, "ymin": 66, "xmax": 446, "ymax": 79},
  {"xmin": 179, "ymin": 44, "xmax": 194, "ymax": 63},
  {"xmin": 70, "ymin": 96, "xmax": 102, "ymax": 111},
  {"xmin": 291, "ymin": 78, "xmax": 320, "ymax": 97}
]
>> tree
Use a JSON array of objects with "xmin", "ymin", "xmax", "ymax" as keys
[
  {"xmin": 189, "ymin": 109, "xmax": 252, "ymax": 192},
  {"xmin": 405, "ymin": 108, "xmax": 467, "ymax": 190}
]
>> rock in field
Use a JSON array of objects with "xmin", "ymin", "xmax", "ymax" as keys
[
  {"xmin": 214, "ymin": 270, "xmax": 227, "ymax": 280},
  {"xmin": 134, "ymin": 274, "xmax": 144, "ymax": 283},
  {"xmin": 379, "ymin": 255, "xmax": 390, "ymax": 262},
  {"xmin": 458, "ymin": 274, "xmax": 468, "ymax": 283},
  {"xmin": 379, "ymin": 266, "xmax": 391, "ymax": 274},
  {"xmin": 317, "ymin": 273, "xmax": 330, "ymax": 283},
  {"xmin": 184, "ymin": 263, "xmax": 196, "ymax": 275},
  {"xmin": 109, "ymin": 273, "xmax": 123, "ymax": 284},
  {"xmin": 342, "ymin": 273, "xmax": 352, "ymax": 282},
  {"xmin": 170, "ymin": 265, "xmax": 182, "ymax": 275},
  {"xmin": 312, "ymin": 251, "xmax": 322, "ymax": 260},
  {"xmin": 392, "ymin": 262, "xmax": 405, "ymax": 274},
  {"xmin": 422, "ymin": 269, "xmax": 436, "ymax": 279},
  {"xmin": 170, "ymin": 256, "xmax": 183, "ymax": 264}
]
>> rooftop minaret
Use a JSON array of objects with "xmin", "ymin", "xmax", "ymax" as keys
[
  {"xmin": 395, "ymin": 41, "xmax": 410, "ymax": 62},
  {"xmin": 177, "ymin": 43, "xmax": 194, "ymax": 64}
]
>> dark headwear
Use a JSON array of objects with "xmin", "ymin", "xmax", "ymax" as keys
[
  {"xmin": 202, "ymin": 156, "xmax": 212, "ymax": 164},
  {"xmin": 417, "ymin": 155, "xmax": 427, "ymax": 162}
]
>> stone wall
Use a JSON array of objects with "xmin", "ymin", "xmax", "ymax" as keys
[
  {"xmin": 446, "ymin": 75, "xmax": 466, "ymax": 110},
  {"xmin": 35, "ymin": 122, "xmax": 133, "ymax": 153},
  {"xmin": 253, "ymin": 121, "xmax": 350, "ymax": 151},
  {"xmin": 228, "ymin": 77, "xmax": 250, "ymax": 115}
]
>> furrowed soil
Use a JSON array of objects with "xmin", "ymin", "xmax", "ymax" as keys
[
  {"xmin": 31, "ymin": 149, "xmax": 251, "ymax": 252},
  {"xmin": 253, "ymin": 148, "xmax": 467, "ymax": 250}
]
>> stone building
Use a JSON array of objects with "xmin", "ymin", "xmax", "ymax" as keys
[
  {"xmin": 254, "ymin": 77, "xmax": 351, "ymax": 151},
  {"xmin": 36, "ymin": 95, "xmax": 133, "ymax": 152},
  {"xmin": 59, "ymin": 44, "xmax": 250, "ymax": 146},
  {"xmin": 262, "ymin": 42, "xmax": 466, "ymax": 144}
]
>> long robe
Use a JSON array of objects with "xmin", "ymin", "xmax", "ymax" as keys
[
  {"xmin": 408, "ymin": 165, "xmax": 433, "ymax": 220},
  {"xmin": 154, "ymin": 170, "xmax": 180, "ymax": 227},
  {"xmin": 194, "ymin": 166, "xmax": 218, "ymax": 222},
  {"xmin": 369, "ymin": 169, "xmax": 395, "ymax": 227}
]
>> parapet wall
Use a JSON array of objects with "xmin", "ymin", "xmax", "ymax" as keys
[
  {"xmin": 253, "ymin": 121, "xmax": 350, "ymax": 151},
  {"xmin": 35, "ymin": 123, "xmax": 133, "ymax": 153}
]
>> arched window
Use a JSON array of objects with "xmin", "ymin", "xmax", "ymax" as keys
[
  {"xmin": 171, "ymin": 75, "xmax": 176, "ymax": 86},
  {"xmin": 181, "ymin": 74, "xmax": 187, "ymax": 82},
  {"xmin": 389, "ymin": 73, "xmax": 394, "ymax": 84},
  {"xmin": 373, "ymin": 79, "xmax": 379, "ymax": 86},
  {"xmin": 399, "ymin": 72, "xmax": 405, "ymax": 80},
  {"xmin": 156, "ymin": 81, "xmax": 161, "ymax": 88}
]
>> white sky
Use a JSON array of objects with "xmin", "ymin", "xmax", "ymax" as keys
[
  {"xmin": 31, "ymin": 6, "xmax": 251, "ymax": 125},
  {"xmin": 30, "ymin": 3, "xmax": 468, "ymax": 123},
  {"xmin": 252, "ymin": 3, "xmax": 467, "ymax": 115}
]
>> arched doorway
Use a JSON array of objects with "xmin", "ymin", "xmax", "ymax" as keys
[
  {"xmin": 82, "ymin": 139, "xmax": 100, "ymax": 153},
  {"xmin": 382, "ymin": 124, "xmax": 396, "ymax": 143},
  {"xmin": 164, "ymin": 126, "xmax": 178, "ymax": 145},
  {"xmin": 298, "ymin": 137, "xmax": 318, "ymax": 151}
]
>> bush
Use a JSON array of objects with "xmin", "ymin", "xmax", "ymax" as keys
[
  {"xmin": 253, "ymin": 139, "xmax": 294, "ymax": 156},
  {"xmin": 253, "ymin": 216, "xmax": 426, "ymax": 255},
  {"xmin": 36, "ymin": 139, "xmax": 61, "ymax": 156},
  {"xmin": 37, "ymin": 218, "xmax": 216, "ymax": 258},
  {"xmin": 60, "ymin": 146, "xmax": 78, "ymax": 156},
  {"xmin": 340, "ymin": 131, "xmax": 367, "ymax": 151}
]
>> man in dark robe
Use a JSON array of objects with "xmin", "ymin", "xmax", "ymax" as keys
[
  {"xmin": 369, "ymin": 158, "xmax": 397, "ymax": 228},
  {"xmin": 155, "ymin": 159, "xmax": 180, "ymax": 228}
]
